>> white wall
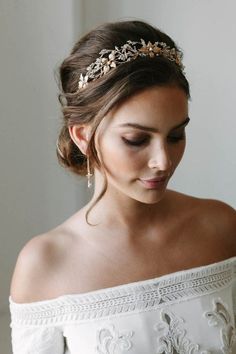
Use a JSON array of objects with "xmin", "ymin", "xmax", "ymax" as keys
[
  {"xmin": 0, "ymin": 1, "xmax": 86, "ymax": 353},
  {"xmin": 83, "ymin": 0, "xmax": 236, "ymax": 207},
  {"xmin": 1, "ymin": 1, "xmax": 235, "ymax": 353}
]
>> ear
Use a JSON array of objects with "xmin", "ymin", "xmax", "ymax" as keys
[{"xmin": 68, "ymin": 125, "xmax": 92, "ymax": 155}]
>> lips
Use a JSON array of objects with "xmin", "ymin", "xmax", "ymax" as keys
[
  {"xmin": 141, "ymin": 176, "xmax": 168, "ymax": 182},
  {"xmin": 139, "ymin": 175, "xmax": 169, "ymax": 190}
]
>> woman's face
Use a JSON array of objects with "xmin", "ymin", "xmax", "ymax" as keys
[{"xmin": 95, "ymin": 85, "xmax": 189, "ymax": 204}]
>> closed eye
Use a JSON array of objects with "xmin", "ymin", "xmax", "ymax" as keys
[
  {"xmin": 122, "ymin": 133, "xmax": 185, "ymax": 147},
  {"xmin": 122, "ymin": 137, "xmax": 149, "ymax": 146},
  {"xmin": 167, "ymin": 133, "xmax": 185, "ymax": 143}
]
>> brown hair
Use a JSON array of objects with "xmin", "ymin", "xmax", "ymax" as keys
[{"xmin": 56, "ymin": 20, "xmax": 190, "ymax": 225}]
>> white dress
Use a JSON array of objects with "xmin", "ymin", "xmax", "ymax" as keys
[{"xmin": 9, "ymin": 256, "xmax": 236, "ymax": 354}]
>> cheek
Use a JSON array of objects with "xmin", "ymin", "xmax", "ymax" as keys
[
  {"xmin": 171, "ymin": 141, "xmax": 186, "ymax": 165},
  {"xmin": 98, "ymin": 137, "xmax": 186, "ymax": 177},
  {"xmin": 99, "ymin": 139, "xmax": 142, "ymax": 176}
]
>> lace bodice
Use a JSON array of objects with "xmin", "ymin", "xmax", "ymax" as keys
[{"xmin": 9, "ymin": 256, "xmax": 236, "ymax": 353}]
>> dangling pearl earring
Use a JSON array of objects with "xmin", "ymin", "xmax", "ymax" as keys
[{"xmin": 86, "ymin": 156, "xmax": 93, "ymax": 188}]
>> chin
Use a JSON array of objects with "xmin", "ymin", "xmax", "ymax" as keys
[
  {"xmin": 107, "ymin": 177, "xmax": 169, "ymax": 204},
  {"xmin": 129, "ymin": 189, "xmax": 168, "ymax": 205},
  {"xmin": 141, "ymin": 195, "xmax": 166, "ymax": 205}
]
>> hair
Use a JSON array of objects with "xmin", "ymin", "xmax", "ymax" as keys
[{"xmin": 56, "ymin": 20, "xmax": 191, "ymax": 225}]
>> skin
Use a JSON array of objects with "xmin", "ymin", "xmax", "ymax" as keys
[
  {"xmin": 10, "ymin": 85, "xmax": 236, "ymax": 302},
  {"xmin": 72, "ymin": 85, "xmax": 189, "ymax": 232}
]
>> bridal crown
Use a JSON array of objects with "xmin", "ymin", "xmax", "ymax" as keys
[{"xmin": 78, "ymin": 38, "xmax": 185, "ymax": 90}]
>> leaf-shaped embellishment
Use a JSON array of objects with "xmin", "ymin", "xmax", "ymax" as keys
[
  {"xmin": 215, "ymin": 302, "xmax": 231, "ymax": 324},
  {"xmin": 204, "ymin": 311, "xmax": 221, "ymax": 327},
  {"xmin": 204, "ymin": 299, "xmax": 236, "ymax": 353},
  {"xmin": 222, "ymin": 328, "xmax": 231, "ymax": 347},
  {"xmin": 77, "ymin": 39, "xmax": 185, "ymax": 90},
  {"xmin": 154, "ymin": 309, "xmax": 200, "ymax": 354},
  {"xmin": 96, "ymin": 323, "xmax": 134, "ymax": 354},
  {"xmin": 205, "ymin": 300, "xmax": 232, "ymax": 327}
]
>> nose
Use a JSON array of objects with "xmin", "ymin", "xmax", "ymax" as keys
[{"xmin": 148, "ymin": 144, "xmax": 172, "ymax": 172}]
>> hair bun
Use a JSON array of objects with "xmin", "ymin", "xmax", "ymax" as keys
[{"xmin": 56, "ymin": 125, "xmax": 87, "ymax": 176}]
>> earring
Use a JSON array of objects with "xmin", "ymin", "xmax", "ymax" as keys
[{"xmin": 86, "ymin": 156, "xmax": 93, "ymax": 188}]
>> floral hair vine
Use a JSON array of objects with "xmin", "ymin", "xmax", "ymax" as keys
[{"xmin": 78, "ymin": 39, "xmax": 185, "ymax": 90}]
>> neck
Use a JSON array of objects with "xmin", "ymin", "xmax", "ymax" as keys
[{"xmin": 84, "ymin": 171, "xmax": 171, "ymax": 234}]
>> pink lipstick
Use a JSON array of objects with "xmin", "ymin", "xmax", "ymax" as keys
[{"xmin": 139, "ymin": 176, "xmax": 168, "ymax": 189}]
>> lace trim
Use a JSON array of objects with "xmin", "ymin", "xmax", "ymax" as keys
[{"xmin": 9, "ymin": 257, "xmax": 236, "ymax": 326}]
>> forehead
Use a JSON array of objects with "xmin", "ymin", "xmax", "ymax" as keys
[{"xmin": 106, "ymin": 86, "xmax": 188, "ymax": 128}]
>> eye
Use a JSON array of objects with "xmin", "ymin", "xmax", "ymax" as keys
[
  {"xmin": 122, "ymin": 137, "xmax": 149, "ymax": 146},
  {"xmin": 167, "ymin": 132, "xmax": 185, "ymax": 143}
]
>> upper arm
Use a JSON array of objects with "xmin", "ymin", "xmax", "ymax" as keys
[
  {"xmin": 219, "ymin": 201, "xmax": 236, "ymax": 253},
  {"xmin": 10, "ymin": 233, "xmax": 58, "ymax": 303},
  {"xmin": 202, "ymin": 199, "xmax": 236, "ymax": 255}
]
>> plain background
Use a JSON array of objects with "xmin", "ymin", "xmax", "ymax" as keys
[{"xmin": 1, "ymin": 1, "xmax": 236, "ymax": 352}]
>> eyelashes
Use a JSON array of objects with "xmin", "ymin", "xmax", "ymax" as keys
[
  {"xmin": 168, "ymin": 134, "xmax": 186, "ymax": 143},
  {"xmin": 122, "ymin": 137, "xmax": 149, "ymax": 146},
  {"xmin": 122, "ymin": 133, "xmax": 185, "ymax": 147}
]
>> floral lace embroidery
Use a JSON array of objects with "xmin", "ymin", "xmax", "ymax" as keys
[
  {"xmin": 153, "ymin": 309, "xmax": 201, "ymax": 354},
  {"xmin": 204, "ymin": 299, "xmax": 236, "ymax": 354},
  {"xmin": 96, "ymin": 323, "xmax": 134, "ymax": 354}
]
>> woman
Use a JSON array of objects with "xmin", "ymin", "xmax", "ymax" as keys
[{"xmin": 9, "ymin": 20, "xmax": 236, "ymax": 353}]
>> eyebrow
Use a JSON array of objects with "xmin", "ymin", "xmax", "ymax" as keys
[{"xmin": 118, "ymin": 117, "xmax": 190, "ymax": 132}]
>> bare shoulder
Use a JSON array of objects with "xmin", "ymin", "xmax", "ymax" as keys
[
  {"xmin": 10, "ymin": 227, "xmax": 72, "ymax": 304},
  {"xmin": 201, "ymin": 198, "xmax": 236, "ymax": 258},
  {"xmin": 168, "ymin": 189, "xmax": 236, "ymax": 223},
  {"xmin": 199, "ymin": 197, "xmax": 236, "ymax": 242},
  {"xmin": 167, "ymin": 189, "xmax": 236, "ymax": 258}
]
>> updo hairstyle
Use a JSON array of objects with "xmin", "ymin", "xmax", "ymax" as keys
[{"xmin": 56, "ymin": 20, "xmax": 190, "ymax": 224}]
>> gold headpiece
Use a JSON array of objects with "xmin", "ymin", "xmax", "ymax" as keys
[{"xmin": 78, "ymin": 39, "xmax": 185, "ymax": 90}]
